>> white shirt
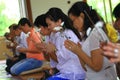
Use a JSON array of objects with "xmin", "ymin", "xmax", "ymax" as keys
[
  {"xmin": 82, "ymin": 21, "xmax": 117, "ymax": 80},
  {"xmin": 49, "ymin": 29, "xmax": 86, "ymax": 80},
  {"xmin": 16, "ymin": 32, "xmax": 27, "ymax": 55}
]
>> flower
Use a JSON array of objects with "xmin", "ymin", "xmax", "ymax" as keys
[
  {"xmin": 95, "ymin": 21, "xmax": 119, "ymax": 43},
  {"xmin": 106, "ymin": 23, "xmax": 119, "ymax": 43},
  {"xmin": 53, "ymin": 22, "xmax": 64, "ymax": 31},
  {"xmin": 25, "ymin": 32, "xmax": 31, "ymax": 38}
]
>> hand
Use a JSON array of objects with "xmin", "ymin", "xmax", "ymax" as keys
[
  {"xmin": 35, "ymin": 42, "xmax": 47, "ymax": 52},
  {"xmin": 35, "ymin": 42, "xmax": 45, "ymax": 50},
  {"xmin": 17, "ymin": 47, "xmax": 27, "ymax": 53},
  {"xmin": 35, "ymin": 42, "xmax": 56, "ymax": 54},
  {"xmin": 45, "ymin": 42, "xmax": 57, "ymax": 54},
  {"xmin": 12, "ymin": 57, "xmax": 18, "ymax": 61},
  {"xmin": 64, "ymin": 40, "xmax": 82, "ymax": 55},
  {"xmin": 101, "ymin": 41, "xmax": 120, "ymax": 63}
]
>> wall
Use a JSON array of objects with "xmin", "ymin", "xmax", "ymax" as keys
[
  {"xmin": 30, "ymin": 0, "xmax": 83, "ymax": 21},
  {"xmin": 0, "ymin": 37, "xmax": 13, "ymax": 60}
]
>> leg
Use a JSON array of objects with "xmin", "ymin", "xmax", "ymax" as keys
[{"xmin": 10, "ymin": 58, "xmax": 43, "ymax": 75}]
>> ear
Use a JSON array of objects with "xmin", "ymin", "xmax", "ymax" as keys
[{"xmin": 80, "ymin": 12, "xmax": 85, "ymax": 19}]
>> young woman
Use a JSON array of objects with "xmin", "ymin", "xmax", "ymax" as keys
[
  {"xmin": 64, "ymin": 1, "xmax": 117, "ymax": 80},
  {"xmin": 40, "ymin": 7, "xmax": 86, "ymax": 80},
  {"xmin": 34, "ymin": 14, "xmax": 59, "ymax": 79}
]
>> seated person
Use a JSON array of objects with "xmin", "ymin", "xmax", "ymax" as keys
[
  {"xmin": 10, "ymin": 18, "xmax": 44, "ymax": 75},
  {"xmin": 4, "ymin": 24, "xmax": 27, "ymax": 74},
  {"xmin": 34, "ymin": 14, "xmax": 59, "ymax": 79}
]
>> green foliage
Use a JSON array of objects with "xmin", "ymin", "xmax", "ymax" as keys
[
  {"xmin": 0, "ymin": 1, "xmax": 17, "ymax": 36},
  {"xmin": 87, "ymin": 0, "xmax": 120, "ymax": 23}
]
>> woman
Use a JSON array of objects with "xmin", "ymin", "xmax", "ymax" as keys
[
  {"xmin": 40, "ymin": 7, "xmax": 86, "ymax": 80},
  {"xmin": 34, "ymin": 14, "xmax": 59, "ymax": 79},
  {"xmin": 64, "ymin": 1, "xmax": 117, "ymax": 80}
]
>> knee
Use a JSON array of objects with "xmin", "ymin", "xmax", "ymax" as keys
[{"xmin": 10, "ymin": 66, "xmax": 20, "ymax": 75}]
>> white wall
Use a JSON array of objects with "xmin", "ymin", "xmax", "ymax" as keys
[{"xmin": 30, "ymin": 0, "xmax": 83, "ymax": 21}]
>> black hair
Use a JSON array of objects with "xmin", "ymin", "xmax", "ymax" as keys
[
  {"xmin": 18, "ymin": 18, "xmax": 32, "ymax": 27},
  {"xmin": 8, "ymin": 24, "xmax": 17, "ymax": 29},
  {"xmin": 4, "ymin": 32, "xmax": 9, "ymax": 37},
  {"xmin": 46, "ymin": 7, "xmax": 81, "ymax": 40},
  {"xmin": 113, "ymin": 3, "xmax": 120, "ymax": 19},
  {"xmin": 68, "ymin": 1, "xmax": 101, "ymax": 39},
  {"xmin": 12, "ymin": 24, "xmax": 19, "ymax": 30},
  {"xmin": 34, "ymin": 14, "xmax": 48, "ymax": 28}
]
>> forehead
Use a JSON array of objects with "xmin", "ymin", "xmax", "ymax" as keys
[
  {"xmin": 46, "ymin": 18, "xmax": 51, "ymax": 22},
  {"xmin": 18, "ymin": 25, "xmax": 24, "ymax": 29},
  {"xmin": 69, "ymin": 14, "xmax": 77, "ymax": 21}
]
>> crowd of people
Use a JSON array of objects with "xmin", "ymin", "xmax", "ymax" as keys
[{"xmin": 4, "ymin": 1, "xmax": 120, "ymax": 80}]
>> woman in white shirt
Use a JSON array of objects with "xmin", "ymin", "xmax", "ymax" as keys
[
  {"xmin": 64, "ymin": 1, "xmax": 117, "ymax": 80},
  {"xmin": 40, "ymin": 7, "xmax": 86, "ymax": 80}
]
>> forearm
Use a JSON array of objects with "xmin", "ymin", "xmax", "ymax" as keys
[
  {"xmin": 17, "ymin": 48, "xmax": 42, "ymax": 53},
  {"xmin": 76, "ymin": 48, "xmax": 103, "ymax": 71},
  {"xmin": 26, "ymin": 49, "xmax": 42, "ymax": 53},
  {"xmin": 49, "ymin": 52, "xmax": 58, "ymax": 62},
  {"xmin": 43, "ymin": 52, "xmax": 50, "ymax": 61}
]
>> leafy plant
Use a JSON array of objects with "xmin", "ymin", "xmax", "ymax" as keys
[{"xmin": 0, "ymin": 1, "xmax": 18, "ymax": 36}]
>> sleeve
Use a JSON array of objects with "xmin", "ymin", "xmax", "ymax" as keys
[
  {"xmin": 89, "ymin": 28, "xmax": 109, "ymax": 51},
  {"xmin": 17, "ymin": 32, "xmax": 28, "ymax": 48},
  {"xmin": 32, "ymin": 31, "xmax": 42, "ymax": 43},
  {"xmin": 55, "ymin": 30, "xmax": 80, "ymax": 62}
]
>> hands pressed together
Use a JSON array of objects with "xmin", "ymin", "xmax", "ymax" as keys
[{"xmin": 64, "ymin": 39, "xmax": 120, "ymax": 63}]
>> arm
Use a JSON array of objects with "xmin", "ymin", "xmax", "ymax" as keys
[
  {"xmin": 35, "ymin": 42, "xmax": 58, "ymax": 62},
  {"xmin": 64, "ymin": 40, "xmax": 103, "ymax": 72},
  {"xmin": 43, "ymin": 52, "xmax": 50, "ymax": 61},
  {"xmin": 45, "ymin": 42, "xmax": 58, "ymax": 62},
  {"xmin": 17, "ymin": 47, "xmax": 42, "ymax": 53},
  {"xmin": 49, "ymin": 52, "xmax": 58, "ymax": 62}
]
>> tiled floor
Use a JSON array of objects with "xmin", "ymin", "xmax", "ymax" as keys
[
  {"xmin": 0, "ymin": 60, "xmax": 44, "ymax": 80},
  {"xmin": 0, "ymin": 60, "xmax": 13, "ymax": 80}
]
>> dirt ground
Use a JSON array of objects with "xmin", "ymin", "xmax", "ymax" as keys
[{"xmin": 0, "ymin": 37, "xmax": 13, "ymax": 60}]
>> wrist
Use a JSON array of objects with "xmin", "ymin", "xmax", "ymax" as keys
[{"xmin": 54, "ymin": 48, "xmax": 58, "ymax": 53}]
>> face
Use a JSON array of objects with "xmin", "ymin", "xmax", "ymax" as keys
[
  {"xmin": 39, "ymin": 26, "xmax": 51, "ymax": 36},
  {"xmin": 14, "ymin": 29, "xmax": 21, "ymax": 36},
  {"xmin": 69, "ymin": 13, "xmax": 84, "ymax": 32},
  {"xmin": 114, "ymin": 18, "xmax": 120, "ymax": 31},
  {"xmin": 19, "ymin": 24, "xmax": 28, "ymax": 34},
  {"xmin": 46, "ymin": 18, "xmax": 61, "ymax": 32}
]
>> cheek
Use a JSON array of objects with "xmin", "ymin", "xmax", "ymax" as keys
[
  {"xmin": 74, "ymin": 20, "xmax": 83, "ymax": 29},
  {"xmin": 48, "ymin": 25, "xmax": 55, "ymax": 31},
  {"xmin": 40, "ymin": 29, "xmax": 45, "ymax": 35}
]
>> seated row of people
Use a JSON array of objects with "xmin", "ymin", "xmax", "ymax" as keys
[{"xmin": 4, "ymin": 1, "xmax": 120, "ymax": 80}]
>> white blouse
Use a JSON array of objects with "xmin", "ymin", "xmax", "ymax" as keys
[
  {"xmin": 49, "ymin": 29, "xmax": 86, "ymax": 80},
  {"xmin": 82, "ymin": 21, "xmax": 117, "ymax": 80}
]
